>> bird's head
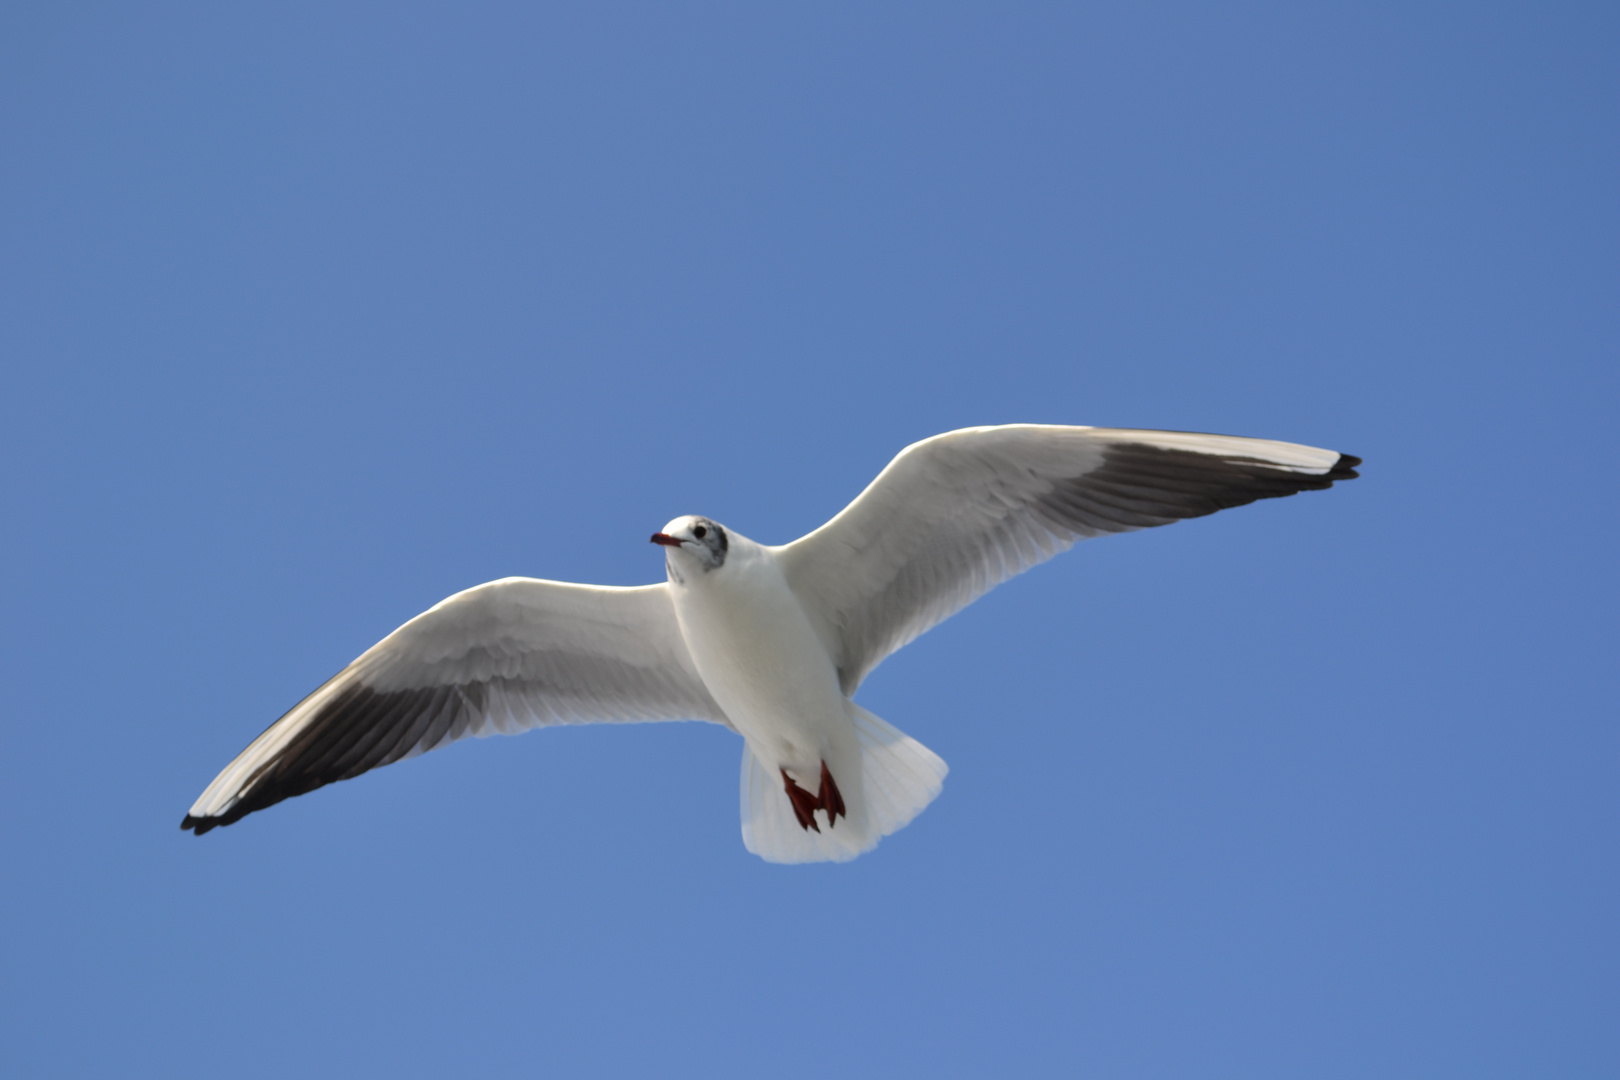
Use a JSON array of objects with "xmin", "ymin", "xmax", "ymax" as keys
[{"xmin": 651, "ymin": 515, "xmax": 729, "ymax": 577}]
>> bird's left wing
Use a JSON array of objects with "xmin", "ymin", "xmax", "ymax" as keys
[
  {"xmin": 183, "ymin": 578, "xmax": 725, "ymax": 833},
  {"xmin": 776, "ymin": 425, "xmax": 1360, "ymax": 694}
]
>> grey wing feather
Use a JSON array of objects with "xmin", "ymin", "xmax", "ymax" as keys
[
  {"xmin": 776, "ymin": 425, "xmax": 1360, "ymax": 694},
  {"xmin": 183, "ymin": 579, "xmax": 724, "ymax": 832}
]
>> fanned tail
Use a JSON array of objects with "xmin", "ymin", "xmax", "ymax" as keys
[{"xmin": 740, "ymin": 703, "xmax": 947, "ymax": 864}]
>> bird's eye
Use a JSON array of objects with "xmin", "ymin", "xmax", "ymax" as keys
[{"xmin": 693, "ymin": 525, "xmax": 707, "ymax": 539}]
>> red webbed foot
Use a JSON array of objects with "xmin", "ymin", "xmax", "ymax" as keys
[{"xmin": 781, "ymin": 762, "xmax": 847, "ymax": 832}]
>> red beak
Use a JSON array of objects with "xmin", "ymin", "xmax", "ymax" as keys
[{"xmin": 650, "ymin": 533, "xmax": 684, "ymax": 547}]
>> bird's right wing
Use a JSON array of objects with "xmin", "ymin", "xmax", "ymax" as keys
[
  {"xmin": 183, "ymin": 578, "xmax": 725, "ymax": 833},
  {"xmin": 776, "ymin": 425, "xmax": 1360, "ymax": 694}
]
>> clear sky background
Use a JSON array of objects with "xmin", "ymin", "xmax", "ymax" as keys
[{"xmin": 2, "ymin": 4, "xmax": 1615, "ymax": 1077}]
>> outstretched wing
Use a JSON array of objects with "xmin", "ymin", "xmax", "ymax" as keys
[
  {"xmin": 776, "ymin": 425, "xmax": 1360, "ymax": 694},
  {"xmin": 183, "ymin": 578, "xmax": 725, "ymax": 833}
]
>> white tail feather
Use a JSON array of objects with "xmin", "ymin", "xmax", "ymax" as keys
[{"xmin": 740, "ymin": 703, "xmax": 947, "ymax": 864}]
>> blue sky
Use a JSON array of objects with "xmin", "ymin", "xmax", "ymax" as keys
[{"xmin": 1, "ymin": 3, "xmax": 1615, "ymax": 1076}]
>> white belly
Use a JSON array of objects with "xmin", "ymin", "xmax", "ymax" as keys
[{"xmin": 667, "ymin": 542, "xmax": 849, "ymax": 785}]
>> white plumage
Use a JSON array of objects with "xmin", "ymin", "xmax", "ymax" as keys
[{"xmin": 183, "ymin": 424, "xmax": 1359, "ymax": 863}]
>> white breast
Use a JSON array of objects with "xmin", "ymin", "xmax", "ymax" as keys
[{"xmin": 666, "ymin": 533, "xmax": 847, "ymax": 778}]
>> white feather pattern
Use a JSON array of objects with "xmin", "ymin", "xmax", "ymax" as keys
[
  {"xmin": 740, "ymin": 702, "xmax": 947, "ymax": 864},
  {"xmin": 776, "ymin": 425, "xmax": 1356, "ymax": 693},
  {"xmin": 185, "ymin": 578, "xmax": 725, "ymax": 829}
]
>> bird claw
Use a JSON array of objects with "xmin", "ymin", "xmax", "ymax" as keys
[{"xmin": 782, "ymin": 763, "xmax": 846, "ymax": 832}]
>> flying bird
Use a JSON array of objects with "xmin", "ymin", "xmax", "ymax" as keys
[{"xmin": 182, "ymin": 425, "xmax": 1360, "ymax": 862}]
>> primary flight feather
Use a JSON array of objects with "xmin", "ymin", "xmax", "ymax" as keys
[{"xmin": 182, "ymin": 424, "xmax": 1360, "ymax": 862}]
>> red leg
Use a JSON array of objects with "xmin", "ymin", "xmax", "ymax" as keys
[
  {"xmin": 782, "ymin": 768, "xmax": 821, "ymax": 832},
  {"xmin": 819, "ymin": 761, "xmax": 846, "ymax": 826},
  {"xmin": 782, "ymin": 762, "xmax": 847, "ymax": 832}
]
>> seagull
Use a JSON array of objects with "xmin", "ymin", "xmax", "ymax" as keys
[{"xmin": 182, "ymin": 425, "xmax": 1360, "ymax": 862}]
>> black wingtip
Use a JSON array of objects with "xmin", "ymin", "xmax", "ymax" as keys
[
  {"xmin": 180, "ymin": 814, "xmax": 217, "ymax": 836},
  {"xmin": 1329, "ymin": 453, "xmax": 1362, "ymax": 481}
]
